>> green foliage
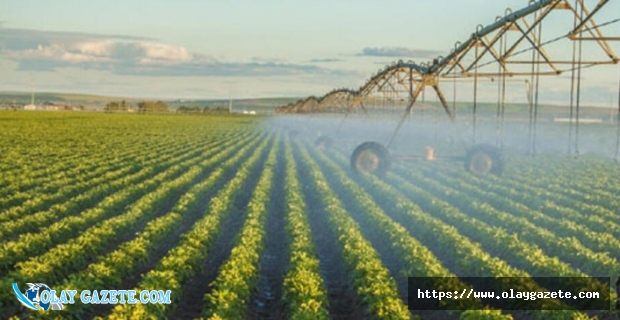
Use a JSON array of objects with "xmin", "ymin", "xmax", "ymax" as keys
[
  {"xmin": 281, "ymin": 141, "xmax": 330, "ymax": 320},
  {"xmin": 104, "ymin": 100, "xmax": 130, "ymax": 112},
  {"xmin": 203, "ymin": 141, "xmax": 279, "ymax": 319},
  {"xmin": 297, "ymin": 145, "xmax": 410, "ymax": 320},
  {"xmin": 54, "ymin": 133, "xmax": 261, "ymax": 316},
  {"xmin": 1, "ymin": 112, "xmax": 618, "ymax": 319},
  {"xmin": 108, "ymin": 134, "xmax": 271, "ymax": 319},
  {"xmin": 138, "ymin": 100, "xmax": 169, "ymax": 113},
  {"xmin": 311, "ymin": 146, "xmax": 511, "ymax": 319}
]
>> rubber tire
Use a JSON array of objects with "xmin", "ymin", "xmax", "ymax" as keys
[
  {"xmin": 465, "ymin": 144, "xmax": 504, "ymax": 176},
  {"xmin": 351, "ymin": 142, "xmax": 391, "ymax": 176},
  {"xmin": 315, "ymin": 136, "xmax": 334, "ymax": 150}
]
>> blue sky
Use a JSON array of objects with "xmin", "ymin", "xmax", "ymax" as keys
[{"xmin": 0, "ymin": 0, "xmax": 619, "ymax": 104}]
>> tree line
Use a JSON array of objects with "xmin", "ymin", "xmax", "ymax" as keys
[
  {"xmin": 176, "ymin": 106, "xmax": 229, "ymax": 114},
  {"xmin": 104, "ymin": 100, "xmax": 169, "ymax": 113},
  {"xmin": 104, "ymin": 101, "xmax": 229, "ymax": 114}
]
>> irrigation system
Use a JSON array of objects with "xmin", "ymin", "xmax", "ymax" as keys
[{"xmin": 277, "ymin": 0, "xmax": 620, "ymax": 176}]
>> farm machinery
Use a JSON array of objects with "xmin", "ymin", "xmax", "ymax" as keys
[{"xmin": 277, "ymin": 0, "xmax": 620, "ymax": 176}]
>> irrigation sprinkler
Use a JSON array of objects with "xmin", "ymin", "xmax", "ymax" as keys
[{"xmin": 278, "ymin": 0, "xmax": 620, "ymax": 176}]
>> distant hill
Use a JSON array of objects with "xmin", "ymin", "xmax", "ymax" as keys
[
  {"xmin": 0, "ymin": 91, "xmax": 301, "ymax": 113},
  {"xmin": 168, "ymin": 97, "xmax": 300, "ymax": 114},
  {"xmin": 0, "ymin": 92, "xmax": 135, "ymax": 109},
  {"xmin": 0, "ymin": 91, "xmax": 615, "ymax": 118}
]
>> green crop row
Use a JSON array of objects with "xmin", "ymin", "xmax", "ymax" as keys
[
  {"xmin": 280, "ymin": 140, "xmax": 330, "ymax": 320},
  {"xmin": 0, "ymin": 133, "xmax": 263, "ymax": 306},
  {"xmin": 462, "ymin": 166, "xmax": 619, "ymax": 237},
  {"xmin": 0, "ymin": 157, "xmax": 135, "ymax": 211},
  {"xmin": 0, "ymin": 158, "xmax": 142, "ymax": 222},
  {"xmin": 0, "ymin": 133, "xmax": 257, "ymax": 273},
  {"xmin": 0, "ymin": 134, "xmax": 246, "ymax": 241},
  {"xmin": 0, "ymin": 137, "xmax": 146, "ymax": 197},
  {"xmin": 0, "ymin": 113, "xmax": 243, "ymax": 197},
  {"xmin": 383, "ymin": 169, "xmax": 614, "ymax": 304},
  {"xmin": 308, "ymin": 144, "xmax": 510, "ymax": 320},
  {"xmin": 410, "ymin": 164, "xmax": 620, "ymax": 260},
  {"xmin": 0, "ymin": 128, "xmax": 189, "ymax": 205},
  {"xmin": 327, "ymin": 152, "xmax": 584, "ymax": 319},
  {"xmin": 296, "ymin": 144, "xmax": 410, "ymax": 320},
  {"xmin": 0, "ymin": 163, "xmax": 204, "ymax": 301},
  {"xmin": 508, "ymin": 155, "xmax": 620, "ymax": 201},
  {"xmin": 473, "ymin": 160, "xmax": 620, "ymax": 228},
  {"xmin": 203, "ymin": 139, "xmax": 279, "ymax": 319},
  {"xmin": 399, "ymin": 165, "xmax": 620, "ymax": 276},
  {"xmin": 481, "ymin": 156, "xmax": 620, "ymax": 217},
  {"xmin": 107, "ymin": 134, "xmax": 271, "ymax": 319},
  {"xmin": 0, "ymin": 129, "xmax": 245, "ymax": 211},
  {"xmin": 50, "ymin": 130, "xmax": 261, "ymax": 317}
]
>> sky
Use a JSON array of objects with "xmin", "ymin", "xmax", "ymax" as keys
[{"xmin": 0, "ymin": 0, "xmax": 619, "ymax": 105}]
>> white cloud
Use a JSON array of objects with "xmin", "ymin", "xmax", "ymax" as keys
[
  {"xmin": 137, "ymin": 42, "xmax": 193, "ymax": 64},
  {"xmin": 71, "ymin": 40, "xmax": 115, "ymax": 57},
  {"xmin": 4, "ymin": 43, "xmax": 111, "ymax": 63},
  {"xmin": 4, "ymin": 38, "xmax": 195, "ymax": 66},
  {"xmin": 0, "ymin": 27, "xmax": 347, "ymax": 77}
]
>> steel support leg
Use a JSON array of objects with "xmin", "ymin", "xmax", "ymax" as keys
[
  {"xmin": 432, "ymin": 85, "xmax": 455, "ymax": 121},
  {"xmin": 387, "ymin": 84, "xmax": 424, "ymax": 148}
]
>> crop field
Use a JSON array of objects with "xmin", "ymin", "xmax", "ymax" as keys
[{"xmin": 0, "ymin": 111, "xmax": 619, "ymax": 319}]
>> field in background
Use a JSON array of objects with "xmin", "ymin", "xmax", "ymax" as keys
[
  {"xmin": 0, "ymin": 92, "xmax": 299, "ymax": 113},
  {"xmin": 0, "ymin": 111, "xmax": 618, "ymax": 319},
  {"xmin": 1, "ymin": 91, "xmax": 617, "ymax": 118}
]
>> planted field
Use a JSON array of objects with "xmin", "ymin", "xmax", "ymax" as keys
[{"xmin": 0, "ymin": 112, "xmax": 618, "ymax": 319}]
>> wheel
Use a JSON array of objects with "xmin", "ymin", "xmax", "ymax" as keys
[
  {"xmin": 465, "ymin": 144, "xmax": 504, "ymax": 176},
  {"xmin": 315, "ymin": 136, "xmax": 334, "ymax": 151},
  {"xmin": 351, "ymin": 142, "xmax": 390, "ymax": 176}
]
